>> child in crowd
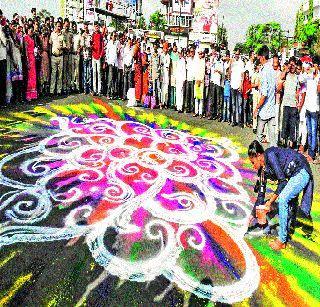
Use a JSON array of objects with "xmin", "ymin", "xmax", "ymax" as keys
[
  {"xmin": 222, "ymin": 67, "xmax": 231, "ymax": 123},
  {"xmin": 242, "ymin": 70, "xmax": 252, "ymax": 128}
]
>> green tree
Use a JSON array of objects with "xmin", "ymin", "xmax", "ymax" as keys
[
  {"xmin": 243, "ymin": 22, "xmax": 285, "ymax": 54},
  {"xmin": 110, "ymin": 18, "xmax": 126, "ymax": 32},
  {"xmin": 294, "ymin": 2, "xmax": 320, "ymax": 52},
  {"xmin": 137, "ymin": 16, "xmax": 147, "ymax": 29},
  {"xmin": 38, "ymin": 9, "xmax": 51, "ymax": 20},
  {"xmin": 309, "ymin": 0, "xmax": 314, "ymax": 21},
  {"xmin": 295, "ymin": 5, "xmax": 305, "ymax": 41},
  {"xmin": 234, "ymin": 42, "xmax": 248, "ymax": 54},
  {"xmin": 217, "ymin": 24, "xmax": 228, "ymax": 48},
  {"xmin": 149, "ymin": 10, "xmax": 166, "ymax": 31}
]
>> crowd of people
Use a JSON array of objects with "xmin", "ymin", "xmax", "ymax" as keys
[{"xmin": 1, "ymin": 8, "xmax": 320, "ymax": 163}]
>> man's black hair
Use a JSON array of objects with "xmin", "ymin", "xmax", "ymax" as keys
[
  {"xmin": 289, "ymin": 56, "xmax": 296, "ymax": 64},
  {"xmin": 257, "ymin": 45, "xmax": 270, "ymax": 60},
  {"xmin": 248, "ymin": 140, "xmax": 265, "ymax": 158},
  {"xmin": 31, "ymin": 8, "xmax": 36, "ymax": 13}
]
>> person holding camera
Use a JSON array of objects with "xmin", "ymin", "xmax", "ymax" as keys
[{"xmin": 248, "ymin": 140, "xmax": 314, "ymax": 251}]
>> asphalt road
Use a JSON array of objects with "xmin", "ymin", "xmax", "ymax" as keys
[{"xmin": 0, "ymin": 95, "xmax": 319, "ymax": 307}]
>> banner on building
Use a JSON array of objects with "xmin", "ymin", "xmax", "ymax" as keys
[
  {"xmin": 172, "ymin": 0, "xmax": 193, "ymax": 15},
  {"xmin": 192, "ymin": 0, "xmax": 219, "ymax": 34},
  {"xmin": 84, "ymin": 0, "xmax": 95, "ymax": 23}
]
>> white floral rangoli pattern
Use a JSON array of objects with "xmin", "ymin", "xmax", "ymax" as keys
[{"xmin": 0, "ymin": 116, "xmax": 259, "ymax": 304}]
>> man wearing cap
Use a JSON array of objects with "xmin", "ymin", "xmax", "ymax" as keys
[{"xmin": 50, "ymin": 21, "xmax": 66, "ymax": 96}]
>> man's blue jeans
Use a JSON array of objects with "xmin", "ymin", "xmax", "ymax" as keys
[
  {"xmin": 306, "ymin": 110, "xmax": 318, "ymax": 159},
  {"xmin": 231, "ymin": 89, "xmax": 242, "ymax": 124},
  {"xmin": 222, "ymin": 96, "xmax": 231, "ymax": 122},
  {"xmin": 83, "ymin": 59, "xmax": 92, "ymax": 94},
  {"xmin": 278, "ymin": 169, "xmax": 310, "ymax": 243}
]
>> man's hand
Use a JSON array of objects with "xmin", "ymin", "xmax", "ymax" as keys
[
  {"xmin": 248, "ymin": 214, "xmax": 255, "ymax": 225},
  {"xmin": 264, "ymin": 200, "xmax": 273, "ymax": 212},
  {"xmin": 253, "ymin": 108, "xmax": 259, "ymax": 119}
]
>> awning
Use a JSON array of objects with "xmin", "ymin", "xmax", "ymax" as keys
[{"xmin": 88, "ymin": 7, "xmax": 129, "ymax": 21}]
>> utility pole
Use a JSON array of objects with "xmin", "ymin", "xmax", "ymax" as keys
[{"xmin": 178, "ymin": 0, "xmax": 182, "ymax": 43}]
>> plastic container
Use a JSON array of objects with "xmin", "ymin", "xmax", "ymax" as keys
[{"xmin": 256, "ymin": 205, "xmax": 267, "ymax": 225}]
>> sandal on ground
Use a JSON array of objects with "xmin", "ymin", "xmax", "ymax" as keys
[{"xmin": 269, "ymin": 239, "xmax": 286, "ymax": 251}]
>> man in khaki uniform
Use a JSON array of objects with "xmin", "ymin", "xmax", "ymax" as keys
[
  {"xmin": 71, "ymin": 21, "xmax": 81, "ymax": 92},
  {"xmin": 50, "ymin": 22, "xmax": 66, "ymax": 95},
  {"xmin": 62, "ymin": 19, "xmax": 73, "ymax": 94}
]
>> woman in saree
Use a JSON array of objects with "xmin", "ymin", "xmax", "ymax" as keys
[
  {"xmin": 133, "ymin": 42, "xmax": 142, "ymax": 104},
  {"xmin": 24, "ymin": 25, "xmax": 38, "ymax": 102}
]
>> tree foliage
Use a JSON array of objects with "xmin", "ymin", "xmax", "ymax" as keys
[
  {"xmin": 294, "ymin": 1, "xmax": 320, "ymax": 52},
  {"xmin": 217, "ymin": 24, "xmax": 228, "ymax": 48},
  {"xmin": 234, "ymin": 22, "xmax": 286, "ymax": 54},
  {"xmin": 137, "ymin": 16, "xmax": 147, "ymax": 29},
  {"xmin": 234, "ymin": 42, "xmax": 248, "ymax": 54},
  {"xmin": 38, "ymin": 9, "xmax": 51, "ymax": 20},
  {"xmin": 149, "ymin": 10, "xmax": 166, "ymax": 31}
]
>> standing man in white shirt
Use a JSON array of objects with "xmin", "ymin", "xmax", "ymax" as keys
[
  {"xmin": 105, "ymin": 32, "xmax": 119, "ymax": 99},
  {"xmin": 0, "ymin": 9, "xmax": 7, "ymax": 105},
  {"xmin": 175, "ymin": 48, "xmax": 186, "ymax": 113},
  {"xmin": 71, "ymin": 21, "xmax": 81, "ymax": 93},
  {"xmin": 208, "ymin": 52, "xmax": 224, "ymax": 120},
  {"xmin": 123, "ymin": 37, "xmax": 133, "ymax": 99},
  {"xmin": 117, "ymin": 35, "xmax": 125, "ymax": 99},
  {"xmin": 245, "ymin": 50, "xmax": 255, "ymax": 78},
  {"xmin": 300, "ymin": 64, "xmax": 320, "ymax": 161},
  {"xmin": 185, "ymin": 47, "xmax": 196, "ymax": 113},
  {"xmin": 230, "ymin": 49, "xmax": 244, "ymax": 126}
]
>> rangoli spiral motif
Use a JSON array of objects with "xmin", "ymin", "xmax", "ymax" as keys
[{"xmin": 0, "ymin": 116, "xmax": 259, "ymax": 303}]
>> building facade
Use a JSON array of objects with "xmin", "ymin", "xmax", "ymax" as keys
[
  {"xmin": 163, "ymin": 0, "xmax": 220, "ymax": 48},
  {"xmin": 301, "ymin": 0, "xmax": 320, "ymax": 21}
]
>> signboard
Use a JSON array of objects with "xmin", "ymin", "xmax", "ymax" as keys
[
  {"xmin": 172, "ymin": 0, "xmax": 193, "ymax": 15},
  {"xmin": 166, "ymin": 26, "xmax": 189, "ymax": 36},
  {"xmin": 192, "ymin": 0, "xmax": 219, "ymax": 34},
  {"xmin": 189, "ymin": 32, "xmax": 216, "ymax": 43},
  {"xmin": 84, "ymin": 0, "xmax": 95, "ymax": 23}
]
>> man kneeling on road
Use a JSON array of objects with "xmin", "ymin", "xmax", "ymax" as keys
[{"xmin": 248, "ymin": 140, "xmax": 314, "ymax": 251}]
